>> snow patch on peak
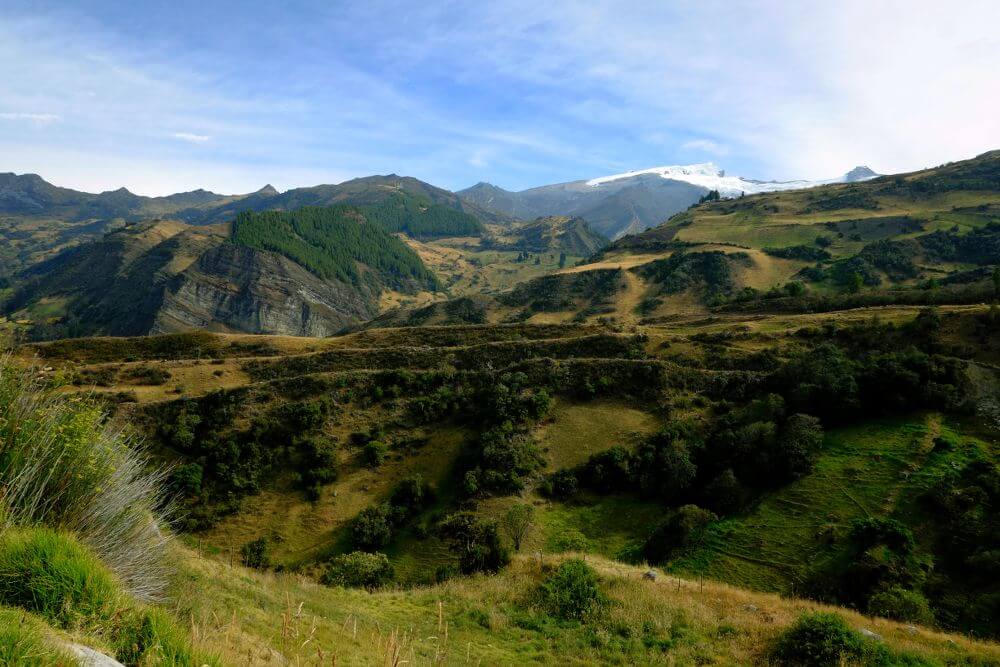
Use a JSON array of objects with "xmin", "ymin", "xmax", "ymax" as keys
[
  {"xmin": 587, "ymin": 163, "xmax": 820, "ymax": 197},
  {"xmin": 587, "ymin": 162, "xmax": 878, "ymax": 198}
]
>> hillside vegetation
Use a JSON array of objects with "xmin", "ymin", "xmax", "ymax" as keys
[{"xmin": 231, "ymin": 206, "xmax": 440, "ymax": 290}]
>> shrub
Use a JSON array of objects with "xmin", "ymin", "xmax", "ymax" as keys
[
  {"xmin": 551, "ymin": 529, "xmax": 590, "ymax": 553},
  {"xmin": 239, "ymin": 537, "xmax": 270, "ymax": 569},
  {"xmin": 437, "ymin": 513, "xmax": 510, "ymax": 574},
  {"xmin": 541, "ymin": 469, "xmax": 579, "ymax": 499},
  {"xmin": 772, "ymin": 612, "xmax": 882, "ymax": 666},
  {"xmin": 353, "ymin": 504, "xmax": 395, "ymax": 551},
  {"xmin": 0, "ymin": 362, "xmax": 172, "ymax": 601},
  {"xmin": 538, "ymin": 559, "xmax": 607, "ymax": 621},
  {"xmin": 0, "ymin": 528, "xmax": 121, "ymax": 627},
  {"xmin": 321, "ymin": 551, "xmax": 394, "ymax": 590},
  {"xmin": 867, "ymin": 586, "xmax": 935, "ymax": 625},
  {"xmin": 362, "ymin": 440, "xmax": 389, "ymax": 468}
]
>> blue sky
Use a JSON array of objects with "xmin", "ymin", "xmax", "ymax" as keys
[{"xmin": 2, "ymin": 0, "xmax": 998, "ymax": 196}]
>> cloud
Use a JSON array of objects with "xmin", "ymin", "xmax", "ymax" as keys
[
  {"xmin": 0, "ymin": 112, "xmax": 60, "ymax": 124},
  {"xmin": 172, "ymin": 132, "xmax": 211, "ymax": 143},
  {"xmin": 680, "ymin": 139, "xmax": 728, "ymax": 157}
]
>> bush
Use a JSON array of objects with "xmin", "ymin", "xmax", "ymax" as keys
[
  {"xmin": 239, "ymin": 537, "xmax": 270, "ymax": 569},
  {"xmin": 0, "ymin": 362, "xmax": 172, "ymax": 601},
  {"xmin": 437, "ymin": 513, "xmax": 510, "ymax": 574},
  {"xmin": 541, "ymin": 469, "xmax": 579, "ymax": 499},
  {"xmin": 867, "ymin": 586, "xmax": 935, "ymax": 625},
  {"xmin": 0, "ymin": 528, "xmax": 121, "ymax": 627},
  {"xmin": 362, "ymin": 440, "xmax": 389, "ymax": 468},
  {"xmin": 550, "ymin": 528, "xmax": 590, "ymax": 553},
  {"xmin": 538, "ymin": 559, "xmax": 607, "ymax": 621},
  {"xmin": 321, "ymin": 551, "xmax": 394, "ymax": 590},
  {"xmin": 353, "ymin": 504, "xmax": 394, "ymax": 551},
  {"xmin": 772, "ymin": 612, "xmax": 882, "ymax": 666}
]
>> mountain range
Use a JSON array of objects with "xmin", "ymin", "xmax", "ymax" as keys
[{"xmin": 459, "ymin": 164, "xmax": 878, "ymax": 239}]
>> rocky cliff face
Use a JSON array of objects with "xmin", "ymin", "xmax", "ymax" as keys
[
  {"xmin": 153, "ymin": 244, "xmax": 378, "ymax": 337},
  {"xmin": 4, "ymin": 220, "xmax": 391, "ymax": 339}
]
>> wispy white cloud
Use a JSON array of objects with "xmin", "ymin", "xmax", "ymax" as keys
[
  {"xmin": 0, "ymin": 112, "xmax": 60, "ymax": 124},
  {"xmin": 172, "ymin": 132, "xmax": 211, "ymax": 143}
]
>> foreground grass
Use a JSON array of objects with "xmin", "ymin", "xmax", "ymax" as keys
[{"xmin": 173, "ymin": 549, "xmax": 1000, "ymax": 666}]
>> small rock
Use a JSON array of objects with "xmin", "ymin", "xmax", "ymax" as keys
[
  {"xmin": 859, "ymin": 628, "xmax": 883, "ymax": 642},
  {"xmin": 741, "ymin": 604, "xmax": 758, "ymax": 612},
  {"xmin": 906, "ymin": 625, "xmax": 918, "ymax": 635},
  {"xmin": 64, "ymin": 643, "xmax": 125, "ymax": 667},
  {"xmin": 642, "ymin": 569, "xmax": 657, "ymax": 581}
]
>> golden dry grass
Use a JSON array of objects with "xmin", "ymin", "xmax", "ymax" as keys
[{"xmin": 174, "ymin": 549, "xmax": 1000, "ymax": 666}]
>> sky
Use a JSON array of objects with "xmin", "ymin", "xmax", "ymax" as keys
[{"xmin": 1, "ymin": 0, "xmax": 998, "ymax": 196}]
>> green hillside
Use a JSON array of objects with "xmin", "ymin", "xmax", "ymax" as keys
[{"xmin": 230, "ymin": 206, "xmax": 440, "ymax": 291}]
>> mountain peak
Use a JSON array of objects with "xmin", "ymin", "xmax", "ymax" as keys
[
  {"xmin": 843, "ymin": 166, "xmax": 879, "ymax": 182},
  {"xmin": 255, "ymin": 184, "xmax": 279, "ymax": 196}
]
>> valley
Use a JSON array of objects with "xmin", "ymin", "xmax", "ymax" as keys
[{"xmin": 1, "ymin": 151, "xmax": 999, "ymax": 665}]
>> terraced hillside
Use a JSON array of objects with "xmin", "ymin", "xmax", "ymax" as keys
[{"xmin": 16, "ymin": 299, "xmax": 1000, "ymax": 641}]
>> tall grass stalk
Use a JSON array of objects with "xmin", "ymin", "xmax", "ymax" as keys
[{"xmin": 0, "ymin": 357, "xmax": 173, "ymax": 601}]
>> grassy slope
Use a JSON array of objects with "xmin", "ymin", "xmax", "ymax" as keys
[
  {"xmin": 174, "ymin": 549, "xmax": 1000, "ymax": 666},
  {"xmin": 672, "ymin": 414, "xmax": 990, "ymax": 593}
]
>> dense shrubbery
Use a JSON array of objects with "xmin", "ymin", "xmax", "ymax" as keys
[
  {"xmin": 763, "ymin": 245, "xmax": 831, "ymax": 261},
  {"xmin": 919, "ymin": 458, "xmax": 1000, "ymax": 636},
  {"xmin": 550, "ymin": 394, "xmax": 824, "ymax": 525},
  {"xmin": 538, "ymin": 559, "xmax": 607, "ymax": 621},
  {"xmin": 436, "ymin": 513, "xmax": 510, "ymax": 574},
  {"xmin": 321, "ymin": 551, "xmax": 394, "ymax": 589},
  {"xmin": 634, "ymin": 251, "xmax": 749, "ymax": 299},
  {"xmin": 352, "ymin": 476, "xmax": 435, "ymax": 551},
  {"xmin": 772, "ymin": 612, "xmax": 885, "ymax": 666},
  {"xmin": 240, "ymin": 536, "xmax": 271, "ymax": 569}
]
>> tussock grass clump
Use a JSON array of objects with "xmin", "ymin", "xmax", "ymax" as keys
[
  {"xmin": 0, "ymin": 359, "xmax": 172, "ymax": 601},
  {"xmin": 0, "ymin": 608, "xmax": 71, "ymax": 665},
  {"xmin": 0, "ymin": 528, "xmax": 120, "ymax": 627},
  {"xmin": 0, "ymin": 528, "xmax": 213, "ymax": 666}
]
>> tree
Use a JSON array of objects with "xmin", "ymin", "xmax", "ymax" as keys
[
  {"xmin": 501, "ymin": 503, "xmax": 534, "ymax": 551},
  {"xmin": 437, "ymin": 513, "xmax": 510, "ymax": 574},
  {"xmin": 558, "ymin": 252, "xmax": 567, "ymax": 269},
  {"xmin": 847, "ymin": 271, "xmax": 864, "ymax": 294},
  {"xmin": 993, "ymin": 266, "xmax": 1000, "ymax": 298},
  {"xmin": 643, "ymin": 505, "xmax": 717, "ymax": 564}
]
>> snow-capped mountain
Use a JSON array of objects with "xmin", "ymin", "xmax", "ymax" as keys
[
  {"xmin": 586, "ymin": 163, "xmax": 878, "ymax": 198},
  {"xmin": 459, "ymin": 163, "xmax": 880, "ymax": 239}
]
